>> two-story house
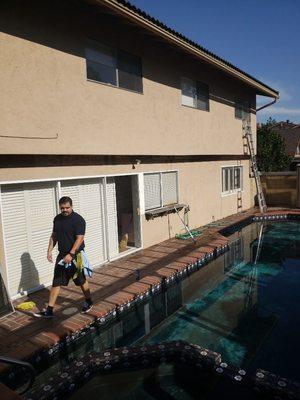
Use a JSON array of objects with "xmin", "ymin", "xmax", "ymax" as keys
[{"xmin": 0, "ymin": 0, "xmax": 279, "ymax": 299}]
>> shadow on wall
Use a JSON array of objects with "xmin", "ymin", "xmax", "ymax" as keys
[
  {"xmin": 18, "ymin": 252, "xmax": 40, "ymax": 295},
  {"xmin": 0, "ymin": 0, "xmax": 250, "ymax": 107}
]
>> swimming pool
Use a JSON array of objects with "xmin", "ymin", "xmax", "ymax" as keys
[
  {"xmin": 142, "ymin": 221, "xmax": 300, "ymax": 380},
  {"xmin": 14, "ymin": 220, "xmax": 300, "ymax": 398}
]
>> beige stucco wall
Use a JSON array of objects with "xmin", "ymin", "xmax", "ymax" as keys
[
  {"xmin": 0, "ymin": 160, "xmax": 253, "ymax": 251},
  {"xmin": 142, "ymin": 160, "xmax": 253, "ymax": 247},
  {"xmin": 0, "ymin": 1, "xmax": 259, "ymax": 295},
  {"xmin": 0, "ymin": 0, "xmax": 257, "ymax": 156}
]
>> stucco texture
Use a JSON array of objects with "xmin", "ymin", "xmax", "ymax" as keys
[{"xmin": 0, "ymin": 0, "xmax": 257, "ymax": 156}]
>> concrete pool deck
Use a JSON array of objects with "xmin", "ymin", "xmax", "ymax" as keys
[{"xmin": 0, "ymin": 206, "xmax": 299, "ymax": 378}]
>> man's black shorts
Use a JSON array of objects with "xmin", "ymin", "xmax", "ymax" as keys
[{"xmin": 52, "ymin": 253, "xmax": 86, "ymax": 287}]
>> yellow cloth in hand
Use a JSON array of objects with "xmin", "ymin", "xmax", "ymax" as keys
[{"xmin": 72, "ymin": 252, "xmax": 84, "ymax": 280}]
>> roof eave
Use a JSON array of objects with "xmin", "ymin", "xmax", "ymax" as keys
[{"xmin": 92, "ymin": 0, "xmax": 279, "ymax": 99}]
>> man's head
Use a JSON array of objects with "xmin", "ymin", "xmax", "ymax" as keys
[{"xmin": 59, "ymin": 196, "xmax": 73, "ymax": 216}]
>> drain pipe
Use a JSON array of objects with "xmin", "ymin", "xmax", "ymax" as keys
[
  {"xmin": 253, "ymin": 96, "xmax": 278, "ymax": 212},
  {"xmin": 256, "ymin": 97, "xmax": 277, "ymax": 112}
]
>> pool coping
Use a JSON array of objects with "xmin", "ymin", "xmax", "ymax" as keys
[{"xmin": 1, "ymin": 208, "xmax": 300, "ymax": 397}]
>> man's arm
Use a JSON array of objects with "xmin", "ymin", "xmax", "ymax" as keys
[
  {"xmin": 47, "ymin": 232, "xmax": 57, "ymax": 263},
  {"xmin": 63, "ymin": 235, "xmax": 84, "ymax": 263}
]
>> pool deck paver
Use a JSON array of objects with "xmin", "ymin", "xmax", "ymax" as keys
[{"xmin": 0, "ymin": 206, "xmax": 300, "ymax": 376}]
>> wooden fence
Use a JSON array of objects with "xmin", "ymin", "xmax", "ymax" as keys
[{"xmin": 261, "ymin": 171, "xmax": 298, "ymax": 208}]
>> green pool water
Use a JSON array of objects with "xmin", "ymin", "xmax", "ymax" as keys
[
  {"xmin": 23, "ymin": 221, "xmax": 300, "ymax": 399},
  {"xmin": 143, "ymin": 221, "xmax": 300, "ymax": 381}
]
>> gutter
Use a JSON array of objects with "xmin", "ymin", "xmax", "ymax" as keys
[{"xmin": 256, "ymin": 97, "xmax": 277, "ymax": 112}]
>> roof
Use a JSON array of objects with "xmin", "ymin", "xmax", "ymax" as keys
[
  {"xmin": 93, "ymin": 0, "xmax": 279, "ymax": 98},
  {"xmin": 271, "ymin": 121, "xmax": 299, "ymax": 130},
  {"xmin": 271, "ymin": 122, "xmax": 300, "ymax": 156}
]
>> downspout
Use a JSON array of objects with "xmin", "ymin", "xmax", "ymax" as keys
[
  {"xmin": 256, "ymin": 97, "xmax": 277, "ymax": 112},
  {"xmin": 254, "ymin": 96, "xmax": 278, "ymax": 213}
]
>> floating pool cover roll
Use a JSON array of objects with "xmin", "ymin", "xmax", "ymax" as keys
[
  {"xmin": 175, "ymin": 219, "xmax": 238, "ymax": 240},
  {"xmin": 176, "ymin": 229, "xmax": 203, "ymax": 240}
]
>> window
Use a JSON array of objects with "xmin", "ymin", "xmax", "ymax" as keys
[
  {"xmin": 181, "ymin": 77, "xmax": 209, "ymax": 111},
  {"xmin": 224, "ymin": 237, "xmax": 244, "ymax": 271},
  {"xmin": 85, "ymin": 40, "xmax": 143, "ymax": 93},
  {"xmin": 235, "ymin": 99, "xmax": 250, "ymax": 120},
  {"xmin": 222, "ymin": 166, "xmax": 243, "ymax": 194},
  {"xmin": 144, "ymin": 171, "xmax": 178, "ymax": 210}
]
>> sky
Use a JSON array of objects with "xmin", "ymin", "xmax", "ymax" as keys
[{"xmin": 129, "ymin": 0, "xmax": 300, "ymax": 123}]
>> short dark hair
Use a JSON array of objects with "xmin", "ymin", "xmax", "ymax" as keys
[{"xmin": 59, "ymin": 196, "xmax": 73, "ymax": 206}]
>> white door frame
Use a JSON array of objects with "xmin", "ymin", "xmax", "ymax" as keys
[
  {"xmin": 109, "ymin": 173, "xmax": 143, "ymax": 261},
  {"xmin": 0, "ymin": 172, "xmax": 145, "ymax": 299}
]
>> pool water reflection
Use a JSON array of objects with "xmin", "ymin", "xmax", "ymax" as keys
[
  {"xmin": 24, "ymin": 221, "xmax": 300, "ymax": 399},
  {"xmin": 142, "ymin": 222, "xmax": 300, "ymax": 381}
]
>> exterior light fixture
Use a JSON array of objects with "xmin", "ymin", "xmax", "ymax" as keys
[{"xmin": 132, "ymin": 159, "xmax": 142, "ymax": 169}]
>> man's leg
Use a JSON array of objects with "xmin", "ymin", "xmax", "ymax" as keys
[
  {"xmin": 34, "ymin": 256, "xmax": 66, "ymax": 317},
  {"xmin": 79, "ymin": 280, "xmax": 93, "ymax": 312},
  {"xmin": 34, "ymin": 285, "xmax": 60, "ymax": 318},
  {"xmin": 48, "ymin": 286, "xmax": 61, "ymax": 307},
  {"xmin": 80, "ymin": 280, "xmax": 91, "ymax": 300}
]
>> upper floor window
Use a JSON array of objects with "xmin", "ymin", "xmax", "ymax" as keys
[
  {"xmin": 235, "ymin": 99, "xmax": 250, "ymax": 120},
  {"xmin": 181, "ymin": 77, "xmax": 209, "ymax": 111},
  {"xmin": 222, "ymin": 166, "xmax": 243, "ymax": 194},
  {"xmin": 144, "ymin": 171, "xmax": 178, "ymax": 210},
  {"xmin": 85, "ymin": 41, "xmax": 143, "ymax": 93}
]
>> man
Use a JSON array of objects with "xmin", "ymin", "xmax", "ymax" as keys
[{"xmin": 35, "ymin": 196, "xmax": 93, "ymax": 318}]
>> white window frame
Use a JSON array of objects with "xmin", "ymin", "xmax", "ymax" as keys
[
  {"xmin": 221, "ymin": 166, "xmax": 243, "ymax": 196},
  {"xmin": 235, "ymin": 99, "xmax": 250, "ymax": 121},
  {"xmin": 224, "ymin": 236, "xmax": 244, "ymax": 270},
  {"xmin": 181, "ymin": 77, "xmax": 209, "ymax": 111},
  {"xmin": 85, "ymin": 39, "xmax": 143, "ymax": 94},
  {"xmin": 144, "ymin": 170, "xmax": 179, "ymax": 211}
]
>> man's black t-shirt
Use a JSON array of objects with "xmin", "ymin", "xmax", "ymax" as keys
[{"xmin": 53, "ymin": 211, "xmax": 86, "ymax": 254}]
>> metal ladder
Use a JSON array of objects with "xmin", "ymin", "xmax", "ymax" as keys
[
  {"xmin": 254, "ymin": 222, "xmax": 265, "ymax": 264},
  {"xmin": 242, "ymin": 119, "xmax": 267, "ymax": 213},
  {"xmin": 237, "ymin": 190, "xmax": 243, "ymax": 212}
]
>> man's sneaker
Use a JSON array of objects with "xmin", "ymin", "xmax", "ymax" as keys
[
  {"xmin": 82, "ymin": 300, "xmax": 93, "ymax": 313},
  {"xmin": 33, "ymin": 309, "xmax": 54, "ymax": 318}
]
